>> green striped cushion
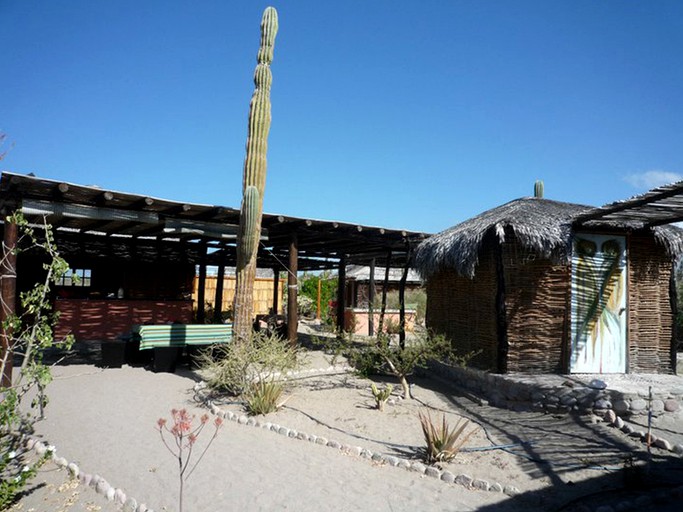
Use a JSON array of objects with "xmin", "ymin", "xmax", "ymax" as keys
[{"xmin": 133, "ymin": 324, "xmax": 233, "ymax": 350}]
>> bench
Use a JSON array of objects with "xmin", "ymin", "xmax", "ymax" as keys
[
  {"xmin": 130, "ymin": 324, "xmax": 233, "ymax": 373},
  {"xmin": 132, "ymin": 324, "xmax": 233, "ymax": 350}
]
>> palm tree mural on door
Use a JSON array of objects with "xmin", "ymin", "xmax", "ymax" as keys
[{"xmin": 570, "ymin": 233, "xmax": 627, "ymax": 373}]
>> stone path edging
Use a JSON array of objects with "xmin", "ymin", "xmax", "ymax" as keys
[
  {"xmin": 22, "ymin": 436, "xmax": 149, "ymax": 511},
  {"xmin": 195, "ymin": 367, "xmax": 521, "ymax": 497}
]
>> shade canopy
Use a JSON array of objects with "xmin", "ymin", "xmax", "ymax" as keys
[{"xmin": 0, "ymin": 172, "xmax": 428, "ymax": 271}]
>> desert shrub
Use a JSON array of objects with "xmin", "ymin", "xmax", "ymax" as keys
[
  {"xmin": 199, "ymin": 331, "xmax": 302, "ymax": 396},
  {"xmin": 298, "ymin": 272, "xmax": 337, "ymax": 321},
  {"xmin": 1, "ymin": 213, "xmax": 74, "ymax": 508},
  {"xmin": 418, "ymin": 410, "xmax": 477, "ymax": 464},
  {"xmin": 245, "ymin": 381, "xmax": 285, "ymax": 415},
  {"xmin": 297, "ymin": 295, "xmax": 315, "ymax": 318}
]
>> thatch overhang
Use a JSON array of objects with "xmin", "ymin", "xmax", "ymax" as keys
[{"xmin": 414, "ymin": 197, "xmax": 683, "ymax": 280}]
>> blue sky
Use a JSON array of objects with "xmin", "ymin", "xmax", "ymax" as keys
[{"xmin": 1, "ymin": 1, "xmax": 682, "ymax": 234}]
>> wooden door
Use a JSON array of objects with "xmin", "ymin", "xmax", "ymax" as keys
[{"xmin": 570, "ymin": 233, "xmax": 627, "ymax": 373}]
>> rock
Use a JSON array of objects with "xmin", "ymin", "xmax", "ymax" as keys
[
  {"xmin": 288, "ymin": 430, "xmax": 297, "ymax": 438},
  {"xmin": 327, "ymin": 440, "xmax": 341, "ymax": 449},
  {"xmin": 622, "ymin": 424, "xmax": 634, "ymax": 435},
  {"xmin": 664, "ymin": 399, "xmax": 680, "ymax": 412},
  {"xmin": 588, "ymin": 379, "xmax": 608, "ymax": 390},
  {"xmin": 123, "ymin": 498, "xmax": 138, "ymax": 511},
  {"xmin": 238, "ymin": 415, "xmax": 248, "ymax": 425},
  {"xmin": 79, "ymin": 473, "xmax": 91, "ymax": 486},
  {"xmin": 115, "ymin": 488, "xmax": 126, "ymax": 505},
  {"xmin": 603, "ymin": 409, "xmax": 617, "ymax": 423},
  {"xmin": 614, "ymin": 417, "xmax": 625, "ymax": 429},
  {"xmin": 654, "ymin": 438, "xmax": 672, "ymax": 451},
  {"xmin": 384, "ymin": 456, "xmax": 400, "ymax": 466},
  {"xmin": 67, "ymin": 462, "xmax": 79, "ymax": 477},
  {"xmin": 425, "ymin": 466, "xmax": 441, "ymax": 478},
  {"xmin": 297, "ymin": 432, "xmax": 308, "ymax": 441},
  {"xmin": 613, "ymin": 400, "xmax": 630, "ymax": 413},
  {"xmin": 489, "ymin": 482, "xmax": 504, "ymax": 493},
  {"xmin": 105, "ymin": 487, "xmax": 115, "ymax": 501},
  {"xmin": 246, "ymin": 418, "xmax": 256, "ymax": 426},
  {"xmin": 504, "ymin": 485, "xmax": 521, "ymax": 496},
  {"xmin": 136, "ymin": 504, "xmax": 148, "ymax": 512},
  {"xmin": 673, "ymin": 444, "xmax": 683, "ymax": 455},
  {"xmin": 360, "ymin": 448, "xmax": 372, "ymax": 458},
  {"xmin": 25, "ymin": 438, "xmax": 36, "ymax": 450},
  {"xmin": 472, "ymin": 479, "xmax": 490, "ymax": 491},
  {"xmin": 397, "ymin": 459, "xmax": 411, "ymax": 470},
  {"xmin": 350, "ymin": 446, "xmax": 363, "ymax": 457},
  {"xmin": 34, "ymin": 442, "xmax": 46, "ymax": 455},
  {"xmin": 54, "ymin": 456, "xmax": 68, "ymax": 468},
  {"xmin": 278, "ymin": 427, "xmax": 289, "ymax": 436},
  {"xmin": 630, "ymin": 399, "xmax": 647, "ymax": 412},
  {"xmin": 651, "ymin": 400, "xmax": 665, "ymax": 413},
  {"xmin": 455, "ymin": 474, "xmax": 473, "ymax": 487},
  {"xmin": 96, "ymin": 479, "xmax": 110, "ymax": 495},
  {"xmin": 315, "ymin": 437, "xmax": 328, "ymax": 446},
  {"xmin": 90, "ymin": 475, "xmax": 102, "ymax": 488},
  {"xmin": 594, "ymin": 399, "xmax": 612, "ymax": 410},
  {"xmin": 440, "ymin": 471, "xmax": 455, "ymax": 483}
]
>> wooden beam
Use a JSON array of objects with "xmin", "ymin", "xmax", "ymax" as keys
[
  {"xmin": 368, "ymin": 258, "xmax": 375, "ymax": 336},
  {"xmin": 272, "ymin": 268, "xmax": 280, "ymax": 315},
  {"xmin": 336, "ymin": 255, "xmax": 346, "ymax": 334},
  {"xmin": 213, "ymin": 262, "xmax": 226, "ymax": 323},
  {"xmin": 494, "ymin": 240, "xmax": 508, "ymax": 374},
  {"xmin": 196, "ymin": 242, "xmax": 207, "ymax": 323},
  {"xmin": 1, "ymin": 215, "xmax": 18, "ymax": 387},
  {"xmin": 378, "ymin": 250, "xmax": 392, "ymax": 335},
  {"xmin": 398, "ymin": 252, "xmax": 410, "ymax": 349},
  {"xmin": 287, "ymin": 232, "xmax": 298, "ymax": 344}
]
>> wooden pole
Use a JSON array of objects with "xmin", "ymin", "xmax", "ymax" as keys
[
  {"xmin": 378, "ymin": 250, "xmax": 392, "ymax": 336},
  {"xmin": 398, "ymin": 253, "xmax": 410, "ymax": 349},
  {"xmin": 336, "ymin": 256, "xmax": 346, "ymax": 334},
  {"xmin": 1, "ymin": 216, "xmax": 18, "ymax": 387},
  {"xmin": 368, "ymin": 258, "xmax": 376, "ymax": 336},
  {"xmin": 494, "ymin": 241, "xmax": 508, "ymax": 373},
  {"xmin": 287, "ymin": 232, "xmax": 298, "ymax": 344},
  {"xmin": 213, "ymin": 261, "xmax": 225, "ymax": 323},
  {"xmin": 196, "ymin": 242, "xmax": 207, "ymax": 324},
  {"xmin": 316, "ymin": 277, "xmax": 321, "ymax": 321},
  {"xmin": 272, "ymin": 268, "xmax": 280, "ymax": 315}
]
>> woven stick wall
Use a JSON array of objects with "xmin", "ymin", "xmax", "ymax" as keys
[
  {"xmin": 628, "ymin": 233, "xmax": 674, "ymax": 373},
  {"xmin": 425, "ymin": 251, "xmax": 498, "ymax": 371},
  {"xmin": 502, "ymin": 236, "xmax": 570, "ymax": 373},
  {"xmin": 193, "ymin": 276, "xmax": 285, "ymax": 317}
]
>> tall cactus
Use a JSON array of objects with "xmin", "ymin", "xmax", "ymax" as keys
[
  {"xmin": 233, "ymin": 7, "xmax": 278, "ymax": 342},
  {"xmin": 534, "ymin": 180, "xmax": 544, "ymax": 198}
]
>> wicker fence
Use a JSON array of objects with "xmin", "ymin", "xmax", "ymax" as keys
[{"xmin": 192, "ymin": 275, "xmax": 286, "ymax": 317}]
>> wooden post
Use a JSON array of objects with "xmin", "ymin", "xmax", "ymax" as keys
[
  {"xmin": 494, "ymin": 241, "xmax": 508, "ymax": 374},
  {"xmin": 368, "ymin": 258, "xmax": 376, "ymax": 336},
  {"xmin": 398, "ymin": 253, "xmax": 410, "ymax": 349},
  {"xmin": 316, "ymin": 277, "xmax": 321, "ymax": 321},
  {"xmin": 213, "ymin": 261, "xmax": 226, "ymax": 323},
  {"xmin": 336, "ymin": 256, "xmax": 346, "ymax": 334},
  {"xmin": 272, "ymin": 268, "xmax": 280, "ymax": 315},
  {"xmin": 287, "ymin": 232, "xmax": 298, "ymax": 344},
  {"xmin": 1, "ymin": 216, "xmax": 18, "ymax": 387},
  {"xmin": 196, "ymin": 242, "xmax": 207, "ymax": 324},
  {"xmin": 378, "ymin": 250, "xmax": 392, "ymax": 336}
]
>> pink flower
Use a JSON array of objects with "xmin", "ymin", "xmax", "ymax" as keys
[
  {"xmin": 214, "ymin": 417, "xmax": 223, "ymax": 428},
  {"xmin": 200, "ymin": 414, "xmax": 209, "ymax": 425},
  {"xmin": 157, "ymin": 418, "xmax": 167, "ymax": 428}
]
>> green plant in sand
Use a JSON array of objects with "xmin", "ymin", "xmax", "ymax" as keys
[
  {"xmin": 199, "ymin": 330, "xmax": 301, "ymax": 397},
  {"xmin": 245, "ymin": 380, "xmax": 288, "ymax": 415},
  {"xmin": 418, "ymin": 410, "xmax": 477, "ymax": 464},
  {"xmin": 370, "ymin": 382, "xmax": 393, "ymax": 412}
]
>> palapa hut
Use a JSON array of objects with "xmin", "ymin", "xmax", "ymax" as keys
[{"xmin": 414, "ymin": 196, "xmax": 683, "ymax": 375}]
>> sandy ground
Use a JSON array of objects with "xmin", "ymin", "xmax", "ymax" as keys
[{"xmin": 9, "ymin": 346, "xmax": 683, "ymax": 512}]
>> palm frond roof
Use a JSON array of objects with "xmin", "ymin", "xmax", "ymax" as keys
[{"xmin": 414, "ymin": 197, "xmax": 683, "ymax": 279}]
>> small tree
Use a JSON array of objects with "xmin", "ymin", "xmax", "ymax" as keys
[{"xmin": 0, "ymin": 213, "xmax": 74, "ymax": 508}]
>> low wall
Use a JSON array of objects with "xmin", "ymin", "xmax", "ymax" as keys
[
  {"xmin": 344, "ymin": 308, "xmax": 416, "ymax": 336},
  {"xmin": 429, "ymin": 360, "xmax": 683, "ymax": 417},
  {"xmin": 54, "ymin": 299, "xmax": 193, "ymax": 342}
]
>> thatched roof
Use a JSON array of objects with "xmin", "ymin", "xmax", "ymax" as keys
[{"xmin": 414, "ymin": 197, "xmax": 683, "ymax": 279}]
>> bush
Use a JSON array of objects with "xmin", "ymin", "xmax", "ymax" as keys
[{"xmin": 199, "ymin": 331, "xmax": 302, "ymax": 396}]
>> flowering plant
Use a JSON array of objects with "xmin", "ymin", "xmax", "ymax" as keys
[{"xmin": 157, "ymin": 409, "xmax": 222, "ymax": 512}]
